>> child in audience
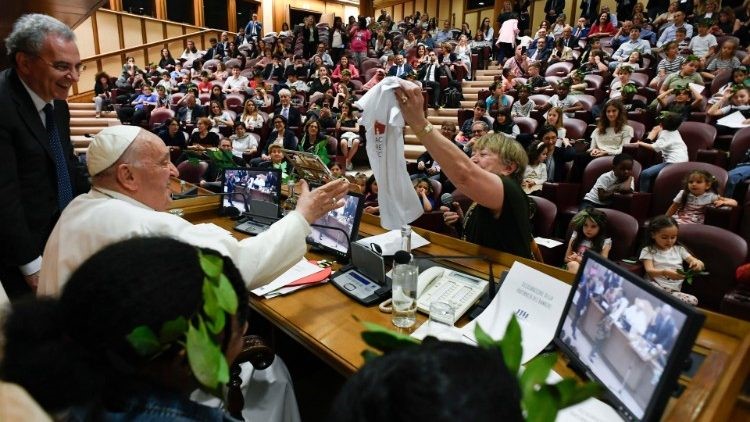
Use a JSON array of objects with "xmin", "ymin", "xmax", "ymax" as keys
[
  {"xmin": 666, "ymin": 169, "xmax": 738, "ymax": 224},
  {"xmin": 654, "ymin": 84, "xmax": 704, "ymax": 121},
  {"xmin": 522, "ymin": 141, "xmax": 548, "ymax": 194},
  {"xmin": 609, "ymin": 65, "xmax": 633, "ymax": 99},
  {"xmin": 329, "ymin": 162, "xmax": 344, "ymax": 179},
  {"xmin": 364, "ymin": 175, "xmax": 379, "ymax": 214},
  {"xmin": 353, "ymin": 172, "xmax": 368, "ymax": 193},
  {"xmin": 702, "ymin": 39, "xmax": 740, "ymax": 80},
  {"xmin": 564, "ymin": 207, "xmax": 611, "ymax": 274},
  {"xmin": 414, "ymin": 178, "xmax": 436, "ymax": 212},
  {"xmin": 640, "ymin": 215, "xmax": 705, "ymax": 305},
  {"xmin": 540, "ymin": 82, "xmax": 583, "ymax": 118},
  {"xmin": 708, "ymin": 86, "xmax": 750, "ymax": 136},
  {"xmin": 637, "ymin": 112, "xmax": 689, "ymax": 192},
  {"xmin": 689, "ymin": 20, "xmax": 719, "ymax": 67},
  {"xmin": 581, "ymin": 153, "xmax": 635, "ymax": 208},
  {"xmin": 511, "ymin": 84, "xmax": 534, "ymax": 117},
  {"xmin": 527, "ymin": 62, "xmax": 549, "ymax": 92},
  {"xmin": 709, "ymin": 67, "xmax": 748, "ymax": 104},
  {"xmin": 337, "ymin": 102, "xmax": 361, "ymax": 171}
]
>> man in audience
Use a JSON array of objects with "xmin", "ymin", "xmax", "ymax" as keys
[
  {"xmin": 527, "ymin": 38, "xmax": 551, "ymax": 64},
  {"xmin": 418, "ymin": 51, "xmax": 444, "ymax": 108},
  {"xmin": 275, "ymin": 88, "xmax": 302, "ymax": 127},
  {"xmin": 559, "ymin": 25, "xmax": 579, "ymax": 49},
  {"xmin": 610, "ymin": 26, "xmax": 652, "ymax": 70},
  {"xmin": 202, "ymin": 37, "xmax": 224, "ymax": 61},
  {"xmin": 314, "ymin": 42, "xmax": 334, "ymax": 67},
  {"xmin": 457, "ymin": 101, "xmax": 492, "ymax": 144},
  {"xmin": 527, "ymin": 28, "xmax": 554, "ymax": 57},
  {"xmin": 435, "ymin": 20, "xmax": 453, "ymax": 44},
  {"xmin": 223, "ymin": 64, "xmax": 250, "ymax": 95},
  {"xmin": 656, "ymin": 10, "xmax": 693, "ymax": 48},
  {"xmin": 572, "ymin": 17, "xmax": 590, "ymax": 39},
  {"xmin": 611, "ymin": 20, "xmax": 634, "ymax": 51},
  {"xmin": 0, "ymin": 14, "xmax": 89, "ymax": 298},
  {"xmin": 37, "ymin": 125, "xmax": 349, "ymax": 294},
  {"xmin": 387, "ymin": 54, "xmax": 413, "ymax": 77},
  {"xmin": 176, "ymin": 93, "xmax": 206, "ymax": 124},
  {"xmin": 245, "ymin": 13, "xmax": 262, "ymax": 41}
]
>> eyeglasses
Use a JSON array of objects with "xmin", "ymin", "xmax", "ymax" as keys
[
  {"xmin": 472, "ymin": 129, "xmax": 485, "ymax": 134},
  {"xmin": 34, "ymin": 55, "xmax": 86, "ymax": 76}
]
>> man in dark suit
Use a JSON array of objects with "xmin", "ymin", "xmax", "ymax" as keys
[
  {"xmin": 244, "ymin": 13, "xmax": 262, "ymax": 41},
  {"xmin": 387, "ymin": 54, "xmax": 413, "ymax": 77},
  {"xmin": 0, "ymin": 14, "xmax": 88, "ymax": 298},
  {"xmin": 559, "ymin": 26, "xmax": 580, "ymax": 49},
  {"xmin": 202, "ymin": 37, "xmax": 225, "ymax": 62},
  {"xmin": 645, "ymin": 305, "xmax": 677, "ymax": 365},
  {"xmin": 417, "ymin": 52, "xmax": 445, "ymax": 108},
  {"xmin": 176, "ymin": 94, "xmax": 206, "ymax": 124},
  {"xmin": 274, "ymin": 88, "xmax": 302, "ymax": 128},
  {"xmin": 544, "ymin": 0, "xmax": 565, "ymax": 24}
]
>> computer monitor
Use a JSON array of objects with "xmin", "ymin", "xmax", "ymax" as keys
[
  {"xmin": 555, "ymin": 251, "xmax": 705, "ymax": 421},
  {"xmin": 307, "ymin": 191, "xmax": 364, "ymax": 258},
  {"xmin": 221, "ymin": 167, "xmax": 282, "ymax": 215}
]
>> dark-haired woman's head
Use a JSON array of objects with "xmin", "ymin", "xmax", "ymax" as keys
[{"xmin": 0, "ymin": 237, "xmax": 249, "ymax": 414}]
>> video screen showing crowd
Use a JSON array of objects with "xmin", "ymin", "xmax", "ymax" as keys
[
  {"xmin": 557, "ymin": 253, "xmax": 699, "ymax": 420},
  {"xmin": 308, "ymin": 193, "xmax": 363, "ymax": 255},
  {"xmin": 223, "ymin": 168, "xmax": 281, "ymax": 209}
]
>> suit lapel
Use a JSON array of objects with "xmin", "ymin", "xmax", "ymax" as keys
[{"xmin": 9, "ymin": 70, "xmax": 53, "ymax": 157}]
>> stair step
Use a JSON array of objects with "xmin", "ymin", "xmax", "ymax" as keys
[
  {"xmin": 474, "ymin": 75, "xmax": 497, "ymax": 81},
  {"xmin": 70, "ymin": 117, "xmax": 118, "ymax": 126},
  {"xmin": 476, "ymin": 68, "xmax": 503, "ymax": 75},
  {"xmin": 436, "ymin": 108, "xmax": 458, "ymax": 116},
  {"xmin": 461, "ymin": 87, "xmax": 484, "ymax": 94},
  {"xmin": 460, "ymin": 100, "xmax": 477, "ymax": 108},
  {"xmin": 404, "ymin": 144, "xmax": 426, "ymax": 159},
  {"xmin": 404, "ymin": 124, "xmax": 448, "ymax": 135},
  {"xmin": 427, "ymin": 115, "xmax": 457, "ymax": 125},
  {"xmin": 70, "ymin": 126, "xmax": 111, "ymax": 136},
  {"xmin": 68, "ymin": 102, "xmax": 96, "ymax": 110},
  {"xmin": 71, "ymin": 137, "xmax": 91, "ymax": 148},
  {"xmin": 462, "ymin": 80, "xmax": 492, "ymax": 88}
]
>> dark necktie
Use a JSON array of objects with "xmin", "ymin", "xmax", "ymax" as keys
[
  {"xmin": 43, "ymin": 104, "xmax": 73, "ymax": 210},
  {"xmin": 426, "ymin": 64, "xmax": 434, "ymax": 82}
]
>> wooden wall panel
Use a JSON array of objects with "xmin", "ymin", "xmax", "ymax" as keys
[
  {"xmin": 464, "ymin": 12, "xmax": 478, "ymax": 32},
  {"xmin": 426, "ymin": 0, "xmax": 437, "ymax": 21},
  {"xmin": 73, "ymin": 17, "xmax": 96, "ymax": 58},
  {"xmin": 145, "ymin": 20, "xmax": 163, "ymax": 44},
  {"xmin": 96, "ymin": 12, "xmax": 120, "ymax": 53},
  {"xmin": 437, "ymin": 0, "xmax": 451, "ymax": 25},
  {"xmin": 102, "ymin": 55, "xmax": 122, "ymax": 79},
  {"xmin": 147, "ymin": 45, "xmax": 163, "ymax": 65},
  {"xmin": 403, "ymin": 1, "xmax": 413, "ymax": 18},
  {"xmin": 121, "ymin": 15, "xmax": 143, "ymax": 48},
  {"xmin": 168, "ymin": 40, "xmax": 185, "ymax": 57},
  {"xmin": 393, "ymin": 5, "xmax": 403, "ymax": 22},
  {"xmin": 165, "ymin": 23, "xmax": 183, "ymax": 38},
  {"xmin": 452, "ymin": 2, "xmax": 464, "ymax": 28}
]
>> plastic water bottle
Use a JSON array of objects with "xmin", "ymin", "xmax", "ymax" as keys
[{"xmin": 391, "ymin": 250, "xmax": 418, "ymax": 328}]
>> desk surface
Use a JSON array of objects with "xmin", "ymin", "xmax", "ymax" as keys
[{"xmin": 186, "ymin": 210, "xmax": 750, "ymax": 421}]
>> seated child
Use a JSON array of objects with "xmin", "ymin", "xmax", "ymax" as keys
[
  {"xmin": 564, "ymin": 207, "xmax": 611, "ymax": 274},
  {"xmin": 639, "ymin": 215, "xmax": 705, "ymax": 305},
  {"xmin": 522, "ymin": 141, "xmax": 549, "ymax": 194},
  {"xmin": 414, "ymin": 178, "xmax": 436, "ymax": 212},
  {"xmin": 637, "ymin": 112, "xmax": 689, "ymax": 192},
  {"xmin": 666, "ymin": 169, "xmax": 738, "ymax": 224},
  {"xmin": 580, "ymin": 153, "xmax": 634, "ymax": 208}
]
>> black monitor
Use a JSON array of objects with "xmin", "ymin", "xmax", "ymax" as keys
[
  {"xmin": 307, "ymin": 191, "xmax": 364, "ymax": 258},
  {"xmin": 555, "ymin": 251, "xmax": 705, "ymax": 421},
  {"xmin": 221, "ymin": 167, "xmax": 282, "ymax": 215}
]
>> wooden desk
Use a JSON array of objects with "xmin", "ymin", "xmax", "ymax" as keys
[{"xmin": 187, "ymin": 211, "xmax": 750, "ymax": 421}]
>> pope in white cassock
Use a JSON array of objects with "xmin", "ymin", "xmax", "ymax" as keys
[{"xmin": 37, "ymin": 125, "xmax": 350, "ymax": 422}]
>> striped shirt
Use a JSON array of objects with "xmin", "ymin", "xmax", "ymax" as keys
[{"xmin": 657, "ymin": 56, "xmax": 685, "ymax": 75}]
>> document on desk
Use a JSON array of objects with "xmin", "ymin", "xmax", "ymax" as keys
[
  {"xmin": 459, "ymin": 262, "xmax": 571, "ymax": 363},
  {"xmin": 717, "ymin": 111, "xmax": 750, "ymax": 128},
  {"xmin": 355, "ymin": 229, "xmax": 430, "ymax": 255},
  {"xmin": 251, "ymin": 259, "xmax": 324, "ymax": 298}
]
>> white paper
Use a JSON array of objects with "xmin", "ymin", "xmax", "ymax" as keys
[
  {"xmin": 688, "ymin": 82, "xmax": 704, "ymax": 94},
  {"xmin": 535, "ymin": 237, "xmax": 564, "ymax": 248},
  {"xmin": 717, "ymin": 111, "xmax": 750, "ymax": 129},
  {"xmin": 459, "ymin": 262, "xmax": 571, "ymax": 363},
  {"xmin": 263, "ymin": 279, "xmax": 329, "ymax": 298},
  {"xmin": 250, "ymin": 259, "xmax": 322, "ymax": 297},
  {"xmin": 411, "ymin": 320, "xmax": 471, "ymax": 343},
  {"xmin": 355, "ymin": 229, "xmax": 430, "ymax": 255}
]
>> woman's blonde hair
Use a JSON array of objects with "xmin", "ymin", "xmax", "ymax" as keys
[{"xmin": 473, "ymin": 133, "xmax": 528, "ymax": 183}]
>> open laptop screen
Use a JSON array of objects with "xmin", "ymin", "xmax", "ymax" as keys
[
  {"xmin": 221, "ymin": 167, "xmax": 281, "ymax": 215},
  {"xmin": 307, "ymin": 192, "xmax": 364, "ymax": 257}
]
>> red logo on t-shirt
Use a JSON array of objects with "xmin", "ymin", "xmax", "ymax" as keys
[{"xmin": 374, "ymin": 121, "xmax": 386, "ymax": 135}]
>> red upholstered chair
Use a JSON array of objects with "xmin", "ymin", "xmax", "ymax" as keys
[
  {"xmin": 678, "ymin": 224, "xmax": 748, "ymax": 312},
  {"xmin": 176, "ymin": 161, "xmax": 208, "ymax": 184},
  {"xmin": 225, "ymin": 94, "xmax": 245, "ymax": 114},
  {"xmin": 529, "ymin": 94, "xmax": 551, "ymax": 108},
  {"xmin": 199, "ymin": 93, "xmax": 211, "ymax": 105},
  {"xmin": 584, "ymin": 74, "xmax": 604, "ymax": 89},
  {"xmin": 529, "ymin": 196, "xmax": 564, "ymax": 265},
  {"xmin": 202, "ymin": 59, "xmax": 221, "ymax": 72},
  {"xmin": 513, "ymin": 116, "xmax": 538, "ymax": 135},
  {"xmin": 148, "ymin": 108, "xmax": 175, "ymax": 130},
  {"xmin": 729, "ymin": 127, "xmax": 750, "ymax": 170},
  {"xmin": 457, "ymin": 108, "xmax": 475, "ymax": 129},
  {"xmin": 598, "ymin": 208, "xmax": 640, "ymax": 261},
  {"xmin": 629, "ymin": 72, "xmax": 650, "ymax": 88},
  {"xmin": 545, "ymin": 61, "xmax": 574, "ymax": 77},
  {"xmin": 677, "ymin": 121, "xmax": 716, "ymax": 161},
  {"xmin": 563, "ymin": 118, "xmax": 588, "ymax": 140},
  {"xmin": 224, "ymin": 58, "xmax": 242, "ymax": 70},
  {"xmin": 573, "ymin": 94, "xmax": 597, "ymax": 121}
]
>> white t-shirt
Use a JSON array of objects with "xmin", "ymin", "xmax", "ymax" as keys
[
  {"xmin": 230, "ymin": 133, "xmax": 259, "ymax": 157},
  {"xmin": 522, "ymin": 163, "xmax": 547, "ymax": 194},
  {"xmin": 688, "ymin": 33, "xmax": 718, "ymax": 58},
  {"xmin": 639, "ymin": 244, "xmax": 691, "ymax": 291},
  {"xmin": 355, "ymin": 77, "xmax": 424, "ymax": 229},
  {"xmin": 672, "ymin": 190, "xmax": 719, "ymax": 224},
  {"xmin": 224, "ymin": 75, "xmax": 250, "ymax": 93},
  {"xmin": 651, "ymin": 130, "xmax": 688, "ymax": 164},
  {"xmin": 582, "ymin": 171, "xmax": 634, "ymax": 204}
]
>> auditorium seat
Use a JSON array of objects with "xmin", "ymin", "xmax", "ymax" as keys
[
  {"xmin": 678, "ymin": 122, "xmax": 716, "ymax": 162},
  {"xmin": 545, "ymin": 61, "xmax": 574, "ymax": 77},
  {"xmin": 148, "ymin": 108, "xmax": 175, "ymax": 130},
  {"xmin": 177, "ymin": 161, "xmax": 208, "ymax": 184},
  {"xmin": 563, "ymin": 118, "xmax": 588, "ymax": 140}
]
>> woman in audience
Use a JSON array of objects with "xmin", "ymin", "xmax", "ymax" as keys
[
  {"xmin": 396, "ymin": 81, "xmax": 533, "ymax": 259},
  {"xmin": 299, "ymin": 119, "xmax": 331, "ymax": 165},
  {"xmin": 332, "ymin": 55, "xmax": 360, "ymax": 80},
  {"xmin": 363, "ymin": 175, "xmax": 379, "ymax": 214},
  {"xmin": 208, "ymin": 100, "xmax": 234, "ymax": 132},
  {"xmin": 349, "ymin": 16, "xmax": 371, "ymax": 67},
  {"xmin": 455, "ymin": 35, "xmax": 473, "ymax": 79},
  {"xmin": 229, "ymin": 122, "xmax": 258, "ymax": 158},
  {"xmin": 410, "ymin": 44, "xmax": 430, "ymax": 70},
  {"xmin": 180, "ymin": 39, "xmax": 202, "ymax": 62},
  {"xmin": 588, "ymin": 12, "xmax": 617, "ymax": 37},
  {"xmin": 214, "ymin": 61, "xmax": 229, "ymax": 81},
  {"xmin": 570, "ymin": 99, "xmax": 633, "ymax": 182},
  {"xmin": 337, "ymin": 102, "xmax": 361, "ymax": 171},
  {"xmin": 493, "ymin": 106, "xmax": 520, "ymax": 139},
  {"xmin": 0, "ymin": 237, "xmax": 250, "ymax": 419},
  {"xmin": 158, "ymin": 118, "xmax": 188, "ymax": 150},
  {"xmin": 209, "ymin": 84, "xmax": 228, "ymax": 109},
  {"xmin": 238, "ymin": 99, "xmax": 265, "ymax": 130},
  {"xmin": 479, "ymin": 17, "xmax": 494, "ymax": 42},
  {"xmin": 330, "ymin": 18, "xmax": 348, "ymax": 65},
  {"xmin": 533, "ymin": 20, "xmax": 550, "ymax": 39},
  {"xmin": 157, "ymin": 48, "xmax": 176, "ymax": 71},
  {"xmin": 188, "ymin": 116, "xmax": 220, "ymax": 150},
  {"xmin": 93, "ymin": 72, "xmax": 113, "ymax": 118}
]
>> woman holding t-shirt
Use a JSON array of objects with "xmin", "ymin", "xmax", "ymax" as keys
[{"xmin": 394, "ymin": 81, "xmax": 533, "ymax": 259}]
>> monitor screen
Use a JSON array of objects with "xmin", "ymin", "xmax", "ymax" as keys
[
  {"xmin": 307, "ymin": 192, "xmax": 364, "ymax": 257},
  {"xmin": 221, "ymin": 167, "xmax": 281, "ymax": 213},
  {"xmin": 555, "ymin": 251, "xmax": 705, "ymax": 421}
]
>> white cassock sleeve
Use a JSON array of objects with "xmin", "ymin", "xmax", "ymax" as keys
[{"xmin": 355, "ymin": 77, "xmax": 424, "ymax": 229}]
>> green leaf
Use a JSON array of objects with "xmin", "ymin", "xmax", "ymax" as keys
[
  {"xmin": 186, "ymin": 316, "xmax": 226, "ymax": 390},
  {"xmin": 202, "ymin": 280, "xmax": 220, "ymax": 320},
  {"xmin": 206, "ymin": 307, "xmax": 226, "ymax": 334},
  {"xmin": 199, "ymin": 253, "xmax": 223, "ymax": 279},
  {"xmin": 524, "ymin": 384, "xmax": 560, "ymax": 422},
  {"xmin": 520, "ymin": 353, "xmax": 557, "ymax": 399},
  {"xmin": 499, "ymin": 315, "xmax": 523, "ymax": 375},
  {"xmin": 126, "ymin": 326, "xmax": 161, "ymax": 356},
  {"xmin": 474, "ymin": 323, "xmax": 501, "ymax": 351},
  {"xmin": 360, "ymin": 321, "xmax": 420, "ymax": 353},
  {"xmin": 215, "ymin": 273, "xmax": 239, "ymax": 314},
  {"xmin": 550, "ymin": 378, "xmax": 578, "ymax": 406},
  {"xmin": 361, "ymin": 349, "xmax": 381, "ymax": 362},
  {"xmin": 559, "ymin": 381, "xmax": 602, "ymax": 409},
  {"xmin": 159, "ymin": 316, "xmax": 188, "ymax": 344}
]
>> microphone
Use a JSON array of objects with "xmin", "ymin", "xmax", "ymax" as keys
[
  {"xmin": 170, "ymin": 190, "xmax": 250, "ymax": 217},
  {"xmin": 440, "ymin": 192, "xmax": 454, "ymax": 206}
]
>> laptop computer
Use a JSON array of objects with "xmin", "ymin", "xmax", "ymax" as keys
[{"xmin": 220, "ymin": 167, "xmax": 282, "ymax": 236}]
